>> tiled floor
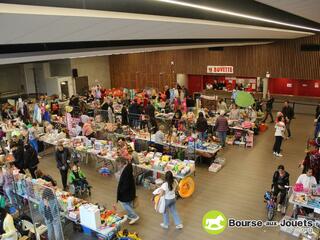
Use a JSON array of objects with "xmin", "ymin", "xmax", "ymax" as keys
[{"xmin": 39, "ymin": 113, "xmax": 315, "ymax": 240}]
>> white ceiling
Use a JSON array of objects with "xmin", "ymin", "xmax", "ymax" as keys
[
  {"xmin": 0, "ymin": 3, "xmax": 313, "ymax": 45},
  {"xmin": 256, "ymin": 0, "xmax": 320, "ymax": 23}
]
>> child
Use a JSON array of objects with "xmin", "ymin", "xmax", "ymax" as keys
[{"xmin": 68, "ymin": 165, "xmax": 90, "ymax": 193}]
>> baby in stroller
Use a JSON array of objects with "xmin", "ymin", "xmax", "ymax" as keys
[{"xmin": 68, "ymin": 165, "xmax": 91, "ymax": 196}]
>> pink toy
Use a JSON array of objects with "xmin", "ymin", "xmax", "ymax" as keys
[{"xmin": 294, "ymin": 183, "xmax": 304, "ymax": 192}]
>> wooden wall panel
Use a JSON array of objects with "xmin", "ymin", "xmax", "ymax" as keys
[{"xmin": 110, "ymin": 35, "xmax": 320, "ymax": 90}]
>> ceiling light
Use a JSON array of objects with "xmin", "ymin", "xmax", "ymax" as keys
[{"xmin": 155, "ymin": 0, "xmax": 320, "ymax": 32}]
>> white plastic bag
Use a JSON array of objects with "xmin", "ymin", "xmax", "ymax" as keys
[{"xmin": 157, "ymin": 196, "xmax": 166, "ymax": 214}]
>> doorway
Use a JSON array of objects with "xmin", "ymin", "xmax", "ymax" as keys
[{"xmin": 60, "ymin": 81, "xmax": 69, "ymax": 98}]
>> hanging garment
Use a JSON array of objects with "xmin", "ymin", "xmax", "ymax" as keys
[
  {"xmin": 169, "ymin": 89, "xmax": 175, "ymax": 103},
  {"xmin": 43, "ymin": 111, "xmax": 51, "ymax": 123}
]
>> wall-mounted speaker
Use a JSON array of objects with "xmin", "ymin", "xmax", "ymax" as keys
[
  {"xmin": 72, "ymin": 68, "xmax": 78, "ymax": 78},
  {"xmin": 208, "ymin": 47, "xmax": 224, "ymax": 51}
]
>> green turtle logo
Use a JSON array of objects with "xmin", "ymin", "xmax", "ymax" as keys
[{"xmin": 202, "ymin": 210, "xmax": 227, "ymax": 235}]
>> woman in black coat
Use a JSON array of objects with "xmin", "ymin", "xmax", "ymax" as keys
[
  {"xmin": 10, "ymin": 136, "xmax": 25, "ymax": 173},
  {"xmin": 55, "ymin": 143, "xmax": 70, "ymax": 191},
  {"xmin": 24, "ymin": 143, "xmax": 39, "ymax": 179},
  {"xmin": 196, "ymin": 112, "xmax": 208, "ymax": 140},
  {"xmin": 116, "ymin": 157, "xmax": 139, "ymax": 225},
  {"xmin": 121, "ymin": 105, "xmax": 129, "ymax": 125}
]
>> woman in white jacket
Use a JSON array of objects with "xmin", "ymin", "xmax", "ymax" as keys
[
  {"xmin": 273, "ymin": 116, "xmax": 286, "ymax": 157},
  {"xmin": 158, "ymin": 171, "xmax": 183, "ymax": 230},
  {"xmin": 0, "ymin": 208, "xmax": 17, "ymax": 240}
]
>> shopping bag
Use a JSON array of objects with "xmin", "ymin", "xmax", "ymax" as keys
[
  {"xmin": 157, "ymin": 196, "xmax": 165, "ymax": 214},
  {"xmin": 0, "ymin": 195, "xmax": 6, "ymax": 208}
]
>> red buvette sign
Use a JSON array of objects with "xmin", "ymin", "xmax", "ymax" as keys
[{"xmin": 207, "ymin": 66, "xmax": 234, "ymax": 74}]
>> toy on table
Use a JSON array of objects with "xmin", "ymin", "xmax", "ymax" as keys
[{"xmin": 117, "ymin": 229, "xmax": 141, "ymax": 240}]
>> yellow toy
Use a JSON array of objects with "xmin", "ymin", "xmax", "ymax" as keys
[{"xmin": 117, "ymin": 229, "xmax": 141, "ymax": 240}]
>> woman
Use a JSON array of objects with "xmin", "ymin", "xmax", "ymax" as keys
[
  {"xmin": 116, "ymin": 157, "xmax": 139, "ymax": 225},
  {"xmin": 272, "ymin": 165, "xmax": 290, "ymax": 212},
  {"xmin": 1, "ymin": 165, "xmax": 14, "ymax": 205},
  {"xmin": 28, "ymin": 123, "xmax": 39, "ymax": 154},
  {"xmin": 159, "ymin": 171, "xmax": 183, "ymax": 229},
  {"xmin": 273, "ymin": 116, "xmax": 286, "ymax": 157},
  {"xmin": 0, "ymin": 208, "xmax": 17, "ymax": 240},
  {"xmin": 39, "ymin": 188, "xmax": 63, "ymax": 240},
  {"xmin": 171, "ymin": 109, "xmax": 182, "ymax": 129},
  {"xmin": 154, "ymin": 125, "xmax": 165, "ymax": 152},
  {"xmin": 229, "ymin": 104, "xmax": 240, "ymax": 121},
  {"xmin": 121, "ymin": 105, "xmax": 129, "ymax": 125},
  {"xmin": 55, "ymin": 143, "xmax": 70, "ymax": 191},
  {"xmin": 196, "ymin": 112, "xmax": 208, "ymax": 140},
  {"xmin": 24, "ymin": 143, "xmax": 39, "ymax": 179},
  {"xmin": 217, "ymin": 99, "xmax": 228, "ymax": 112}
]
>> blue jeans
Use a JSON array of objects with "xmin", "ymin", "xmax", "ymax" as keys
[
  {"xmin": 4, "ymin": 187, "xmax": 14, "ymax": 205},
  {"xmin": 46, "ymin": 219, "xmax": 62, "ymax": 240},
  {"xmin": 198, "ymin": 132, "xmax": 207, "ymax": 141},
  {"xmin": 29, "ymin": 139, "xmax": 38, "ymax": 153},
  {"xmin": 120, "ymin": 201, "xmax": 138, "ymax": 220},
  {"xmin": 315, "ymin": 122, "xmax": 320, "ymax": 139},
  {"xmin": 163, "ymin": 198, "xmax": 181, "ymax": 226},
  {"xmin": 216, "ymin": 131, "xmax": 227, "ymax": 147}
]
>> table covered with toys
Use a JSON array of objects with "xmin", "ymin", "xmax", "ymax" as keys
[
  {"xmin": 13, "ymin": 172, "xmax": 127, "ymax": 239},
  {"xmin": 40, "ymin": 134, "xmax": 197, "ymax": 198}
]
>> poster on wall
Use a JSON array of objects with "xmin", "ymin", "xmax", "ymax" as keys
[
  {"xmin": 315, "ymin": 83, "xmax": 319, "ymax": 88},
  {"xmin": 207, "ymin": 66, "xmax": 233, "ymax": 74},
  {"xmin": 287, "ymin": 83, "xmax": 292, "ymax": 88}
]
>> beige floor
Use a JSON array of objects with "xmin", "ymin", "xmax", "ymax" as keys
[{"xmin": 39, "ymin": 114, "xmax": 315, "ymax": 240}]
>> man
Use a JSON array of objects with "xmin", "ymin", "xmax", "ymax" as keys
[
  {"xmin": 215, "ymin": 110, "xmax": 229, "ymax": 147},
  {"xmin": 263, "ymin": 95, "xmax": 275, "ymax": 123},
  {"xmin": 272, "ymin": 165, "xmax": 290, "ymax": 212},
  {"xmin": 281, "ymin": 101, "xmax": 294, "ymax": 138}
]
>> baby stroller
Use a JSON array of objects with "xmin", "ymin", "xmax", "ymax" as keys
[
  {"xmin": 68, "ymin": 166, "xmax": 92, "ymax": 197},
  {"xmin": 69, "ymin": 179, "xmax": 91, "ymax": 197}
]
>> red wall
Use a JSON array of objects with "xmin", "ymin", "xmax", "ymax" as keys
[
  {"xmin": 269, "ymin": 78, "xmax": 320, "ymax": 97},
  {"xmin": 188, "ymin": 75, "xmax": 203, "ymax": 95}
]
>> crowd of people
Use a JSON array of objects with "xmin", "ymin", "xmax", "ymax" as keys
[{"xmin": 0, "ymin": 83, "xmax": 319, "ymax": 239}]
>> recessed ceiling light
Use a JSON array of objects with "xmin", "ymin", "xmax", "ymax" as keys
[{"xmin": 155, "ymin": 0, "xmax": 320, "ymax": 32}]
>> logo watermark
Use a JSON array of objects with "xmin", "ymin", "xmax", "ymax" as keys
[
  {"xmin": 202, "ymin": 210, "xmax": 315, "ymax": 235},
  {"xmin": 202, "ymin": 210, "xmax": 227, "ymax": 235}
]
